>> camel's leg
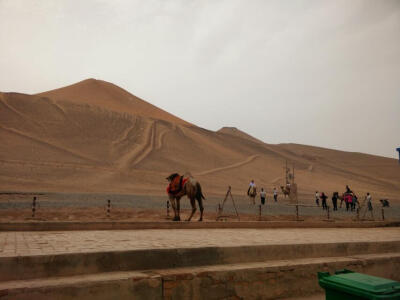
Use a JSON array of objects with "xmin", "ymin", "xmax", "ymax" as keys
[
  {"xmin": 169, "ymin": 196, "xmax": 179, "ymax": 221},
  {"xmin": 198, "ymin": 198, "xmax": 204, "ymax": 221},
  {"xmin": 186, "ymin": 197, "xmax": 196, "ymax": 221},
  {"xmin": 169, "ymin": 196, "xmax": 177, "ymax": 216}
]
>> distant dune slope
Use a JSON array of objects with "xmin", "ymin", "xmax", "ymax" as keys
[
  {"xmin": 217, "ymin": 127, "xmax": 264, "ymax": 144},
  {"xmin": 1, "ymin": 81, "xmax": 399, "ymax": 200}
]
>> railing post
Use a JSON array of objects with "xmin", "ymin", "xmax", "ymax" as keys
[
  {"xmin": 32, "ymin": 196, "xmax": 37, "ymax": 218},
  {"xmin": 167, "ymin": 200, "xmax": 170, "ymax": 217},
  {"xmin": 381, "ymin": 208, "xmax": 385, "ymax": 221},
  {"xmin": 327, "ymin": 206, "xmax": 330, "ymax": 219},
  {"xmin": 107, "ymin": 199, "xmax": 111, "ymax": 217},
  {"xmin": 356, "ymin": 208, "xmax": 360, "ymax": 221},
  {"xmin": 296, "ymin": 204, "xmax": 299, "ymax": 221}
]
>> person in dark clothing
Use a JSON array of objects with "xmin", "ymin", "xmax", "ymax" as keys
[
  {"xmin": 260, "ymin": 188, "xmax": 266, "ymax": 205},
  {"xmin": 345, "ymin": 194, "xmax": 350, "ymax": 211},
  {"xmin": 352, "ymin": 194, "xmax": 358, "ymax": 211},
  {"xmin": 332, "ymin": 192, "xmax": 338, "ymax": 211},
  {"xmin": 321, "ymin": 192, "xmax": 328, "ymax": 210},
  {"xmin": 346, "ymin": 185, "xmax": 352, "ymax": 194}
]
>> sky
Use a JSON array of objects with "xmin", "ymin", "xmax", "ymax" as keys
[{"xmin": 1, "ymin": 0, "xmax": 399, "ymax": 158}]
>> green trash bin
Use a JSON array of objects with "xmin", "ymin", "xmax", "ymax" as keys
[{"xmin": 318, "ymin": 269, "xmax": 400, "ymax": 300}]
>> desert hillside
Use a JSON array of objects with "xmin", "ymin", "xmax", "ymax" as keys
[
  {"xmin": 1, "ymin": 79, "xmax": 399, "ymax": 201},
  {"xmin": 36, "ymin": 79, "xmax": 190, "ymax": 126}
]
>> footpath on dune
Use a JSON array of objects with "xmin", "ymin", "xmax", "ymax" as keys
[
  {"xmin": 196, "ymin": 155, "xmax": 259, "ymax": 176},
  {"xmin": 113, "ymin": 120, "xmax": 156, "ymax": 171}
]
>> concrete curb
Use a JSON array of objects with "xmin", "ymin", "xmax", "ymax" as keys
[
  {"xmin": 1, "ymin": 253, "xmax": 399, "ymax": 300},
  {"xmin": 0, "ymin": 220, "xmax": 399, "ymax": 231},
  {"xmin": 1, "ymin": 240, "xmax": 399, "ymax": 282}
]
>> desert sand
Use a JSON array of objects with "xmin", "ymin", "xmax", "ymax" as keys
[{"xmin": 1, "ymin": 79, "xmax": 399, "ymax": 202}]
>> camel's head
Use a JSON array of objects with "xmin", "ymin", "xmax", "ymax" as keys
[{"xmin": 166, "ymin": 173, "xmax": 179, "ymax": 182}]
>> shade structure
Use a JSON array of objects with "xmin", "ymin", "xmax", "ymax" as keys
[{"xmin": 397, "ymin": 147, "xmax": 400, "ymax": 163}]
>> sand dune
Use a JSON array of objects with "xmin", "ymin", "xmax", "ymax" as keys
[
  {"xmin": 1, "ymin": 80, "xmax": 399, "ymax": 201},
  {"xmin": 36, "ymin": 79, "xmax": 190, "ymax": 126},
  {"xmin": 217, "ymin": 127, "xmax": 264, "ymax": 144}
]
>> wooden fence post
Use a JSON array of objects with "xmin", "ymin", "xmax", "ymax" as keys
[
  {"xmin": 32, "ymin": 196, "xmax": 37, "ymax": 218},
  {"xmin": 167, "ymin": 200, "xmax": 170, "ymax": 217},
  {"xmin": 107, "ymin": 199, "xmax": 111, "ymax": 217}
]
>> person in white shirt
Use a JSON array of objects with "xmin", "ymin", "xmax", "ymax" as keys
[
  {"xmin": 315, "ymin": 191, "xmax": 320, "ymax": 206},
  {"xmin": 362, "ymin": 192, "xmax": 374, "ymax": 219},
  {"xmin": 273, "ymin": 187, "xmax": 278, "ymax": 202},
  {"xmin": 260, "ymin": 188, "xmax": 266, "ymax": 205},
  {"xmin": 247, "ymin": 180, "xmax": 257, "ymax": 204}
]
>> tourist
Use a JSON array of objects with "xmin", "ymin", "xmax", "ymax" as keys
[
  {"xmin": 380, "ymin": 199, "xmax": 390, "ymax": 207},
  {"xmin": 361, "ymin": 193, "xmax": 374, "ymax": 219},
  {"xmin": 366, "ymin": 193, "xmax": 373, "ymax": 214},
  {"xmin": 345, "ymin": 193, "xmax": 352, "ymax": 211},
  {"xmin": 352, "ymin": 194, "xmax": 358, "ymax": 211},
  {"xmin": 332, "ymin": 192, "xmax": 338, "ymax": 211},
  {"xmin": 321, "ymin": 192, "xmax": 328, "ymax": 210},
  {"xmin": 346, "ymin": 185, "xmax": 352, "ymax": 194},
  {"xmin": 273, "ymin": 187, "xmax": 278, "ymax": 202},
  {"xmin": 247, "ymin": 179, "xmax": 256, "ymax": 195},
  {"xmin": 340, "ymin": 193, "xmax": 345, "ymax": 208},
  {"xmin": 260, "ymin": 188, "xmax": 266, "ymax": 205},
  {"xmin": 247, "ymin": 179, "xmax": 257, "ymax": 205},
  {"xmin": 315, "ymin": 191, "xmax": 320, "ymax": 206}
]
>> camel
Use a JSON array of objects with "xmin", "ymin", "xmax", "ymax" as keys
[
  {"xmin": 280, "ymin": 186, "xmax": 290, "ymax": 198},
  {"xmin": 338, "ymin": 193, "xmax": 345, "ymax": 208},
  {"xmin": 166, "ymin": 173, "xmax": 205, "ymax": 221},
  {"xmin": 248, "ymin": 186, "xmax": 257, "ymax": 205},
  {"xmin": 338, "ymin": 192, "xmax": 359, "ymax": 211}
]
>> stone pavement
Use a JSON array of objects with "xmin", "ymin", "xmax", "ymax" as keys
[
  {"xmin": 0, "ymin": 228, "xmax": 399, "ymax": 299},
  {"xmin": 0, "ymin": 227, "xmax": 399, "ymax": 257}
]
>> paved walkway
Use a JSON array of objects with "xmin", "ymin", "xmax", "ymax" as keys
[{"xmin": 0, "ymin": 228, "xmax": 399, "ymax": 257}]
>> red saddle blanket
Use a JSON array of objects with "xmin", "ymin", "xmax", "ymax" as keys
[{"xmin": 166, "ymin": 176, "xmax": 188, "ymax": 195}]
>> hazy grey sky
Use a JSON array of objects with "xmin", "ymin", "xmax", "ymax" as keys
[{"xmin": 1, "ymin": 0, "xmax": 399, "ymax": 158}]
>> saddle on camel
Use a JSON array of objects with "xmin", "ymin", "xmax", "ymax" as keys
[
  {"xmin": 166, "ymin": 173, "xmax": 188, "ymax": 195},
  {"xmin": 166, "ymin": 173, "xmax": 205, "ymax": 222}
]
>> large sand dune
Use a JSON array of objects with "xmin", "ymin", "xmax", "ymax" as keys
[{"xmin": 1, "ymin": 79, "xmax": 399, "ymax": 200}]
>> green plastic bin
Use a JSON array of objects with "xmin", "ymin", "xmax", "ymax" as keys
[{"xmin": 318, "ymin": 269, "xmax": 400, "ymax": 300}]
